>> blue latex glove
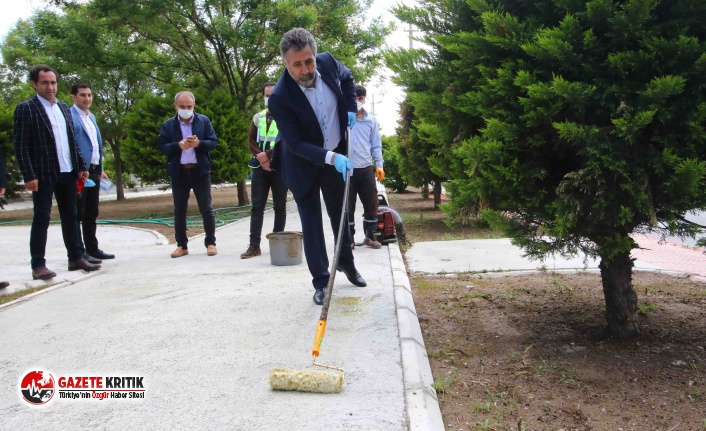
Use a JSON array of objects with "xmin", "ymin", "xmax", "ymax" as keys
[
  {"xmin": 333, "ymin": 153, "xmax": 352, "ymax": 181},
  {"xmin": 347, "ymin": 112, "xmax": 356, "ymax": 129}
]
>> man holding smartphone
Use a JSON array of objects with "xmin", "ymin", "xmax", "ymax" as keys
[{"xmin": 157, "ymin": 91, "xmax": 219, "ymax": 258}]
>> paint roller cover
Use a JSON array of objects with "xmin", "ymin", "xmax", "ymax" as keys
[{"xmin": 269, "ymin": 368, "xmax": 343, "ymax": 393}]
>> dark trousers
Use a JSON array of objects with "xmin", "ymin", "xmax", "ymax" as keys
[
  {"xmin": 249, "ymin": 167, "xmax": 288, "ymax": 246},
  {"xmin": 172, "ymin": 168, "xmax": 216, "ymax": 249},
  {"xmin": 76, "ymin": 167, "xmax": 101, "ymax": 254},
  {"xmin": 295, "ymin": 165, "xmax": 355, "ymax": 290},
  {"xmin": 347, "ymin": 165, "xmax": 379, "ymax": 240},
  {"xmin": 30, "ymin": 172, "xmax": 82, "ymax": 268}
]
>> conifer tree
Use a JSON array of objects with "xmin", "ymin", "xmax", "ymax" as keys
[{"xmin": 393, "ymin": 0, "xmax": 706, "ymax": 337}]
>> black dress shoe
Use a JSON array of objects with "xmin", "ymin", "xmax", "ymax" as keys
[
  {"xmin": 83, "ymin": 252, "xmax": 101, "ymax": 264},
  {"xmin": 337, "ymin": 265, "xmax": 367, "ymax": 287},
  {"xmin": 313, "ymin": 288, "xmax": 326, "ymax": 305},
  {"xmin": 89, "ymin": 249, "xmax": 115, "ymax": 260}
]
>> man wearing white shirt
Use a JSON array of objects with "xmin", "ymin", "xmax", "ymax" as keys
[
  {"xmin": 70, "ymin": 83, "xmax": 115, "ymax": 263},
  {"xmin": 13, "ymin": 65, "xmax": 101, "ymax": 280}
]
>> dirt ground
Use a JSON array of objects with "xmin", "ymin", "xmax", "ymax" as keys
[{"xmin": 385, "ymin": 189, "xmax": 706, "ymax": 431}]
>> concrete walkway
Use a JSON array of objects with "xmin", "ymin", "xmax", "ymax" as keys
[{"xmin": 0, "ymin": 198, "xmax": 434, "ymax": 430}]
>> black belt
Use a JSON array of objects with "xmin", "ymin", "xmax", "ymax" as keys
[
  {"xmin": 181, "ymin": 163, "xmax": 198, "ymax": 169},
  {"xmin": 89, "ymin": 164, "xmax": 100, "ymax": 171}
]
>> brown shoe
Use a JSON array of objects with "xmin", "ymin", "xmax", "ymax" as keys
[
  {"xmin": 363, "ymin": 237, "xmax": 382, "ymax": 249},
  {"xmin": 240, "ymin": 245, "xmax": 261, "ymax": 259},
  {"xmin": 68, "ymin": 259, "xmax": 101, "ymax": 272},
  {"xmin": 32, "ymin": 267, "xmax": 57, "ymax": 280},
  {"xmin": 171, "ymin": 246, "xmax": 189, "ymax": 258},
  {"xmin": 207, "ymin": 245, "xmax": 217, "ymax": 256},
  {"xmin": 0, "ymin": 281, "xmax": 10, "ymax": 289}
]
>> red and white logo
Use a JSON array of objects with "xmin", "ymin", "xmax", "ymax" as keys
[{"xmin": 20, "ymin": 370, "xmax": 56, "ymax": 405}]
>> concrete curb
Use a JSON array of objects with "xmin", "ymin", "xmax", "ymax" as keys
[
  {"xmin": 107, "ymin": 225, "xmax": 170, "ymax": 245},
  {"xmin": 389, "ymin": 243, "xmax": 445, "ymax": 430},
  {"xmin": 0, "ymin": 271, "xmax": 101, "ymax": 311},
  {"xmin": 409, "ymin": 267, "xmax": 706, "ymax": 282}
]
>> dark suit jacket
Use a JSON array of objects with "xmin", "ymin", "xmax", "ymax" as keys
[
  {"xmin": 268, "ymin": 52, "xmax": 357, "ymax": 198},
  {"xmin": 13, "ymin": 95, "xmax": 85, "ymax": 183},
  {"xmin": 157, "ymin": 113, "xmax": 218, "ymax": 183},
  {"xmin": 71, "ymin": 105, "xmax": 103, "ymax": 171}
]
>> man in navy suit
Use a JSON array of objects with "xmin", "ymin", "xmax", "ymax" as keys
[
  {"xmin": 70, "ymin": 83, "xmax": 115, "ymax": 263},
  {"xmin": 268, "ymin": 28, "xmax": 367, "ymax": 305},
  {"xmin": 157, "ymin": 91, "xmax": 218, "ymax": 258},
  {"xmin": 13, "ymin": 65, "xmax": 101, "ymax": 280}
]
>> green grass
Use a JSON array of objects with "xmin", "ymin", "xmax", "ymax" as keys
[
  {"xmin": 0, "ymin": 285, "xmax": 52, "ymax": 305},
  {"xmin": 431, "ymin": 369, "xmax": 457, "ymax": 401},
  {"xmin": 638, "ymin": 303, "xmax": 658, "ymax": 314}
]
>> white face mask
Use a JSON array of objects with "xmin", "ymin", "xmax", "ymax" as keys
[
  {"xmin": 356, "ymin": 101, "xmax": 364, "ymax": 111},
  {"xmin": 264, "ymin": 96, "xmax": 269, "ymax": 107},
  {"xmin": 178, "ymin": 108, "xmax": 193, "ymax": 119}
]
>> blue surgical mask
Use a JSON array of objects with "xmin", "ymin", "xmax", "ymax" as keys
[{"xmin": 264, "ymin": 96, "xmax": 269, "ymax": 107}]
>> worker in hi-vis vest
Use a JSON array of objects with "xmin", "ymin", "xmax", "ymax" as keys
[{"xmin": 241, "ymin": 82, "xmax": 289, "ymax": 259}]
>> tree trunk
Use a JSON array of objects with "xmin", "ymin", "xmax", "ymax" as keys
[
  {"xmin": 237, "ymin": 178, "xmax": 249, "ymax": 206},
  {"xmin": 432, "ymin": 181, "xmax": 442, "ymax": 209},
  {"xmin": 599, "ymin": 250, "xmax": 639, "ymax": 338},
  {"xmin": 112, "ymin": 141, "xmax": 125, "ymax": 201}
]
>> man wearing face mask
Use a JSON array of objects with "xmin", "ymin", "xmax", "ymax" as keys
[
  {"xmin": 241, "ymin": 82, "xmax": 288, "ymax": 259},
  {"xmin": 157, "ymin": 91, "xmax": 218, "ymax": 258},
  {"xmin": 348, "ymin": 84, "xmax": 384, "ymax": 249}
]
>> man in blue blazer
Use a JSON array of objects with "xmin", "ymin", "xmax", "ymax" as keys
[
  {"xmin": 13, "ymin": 65, "xmax": 101, "ymax": 280},
  {"xmin": 157, "ymin": 91, "xmax": 218, "ymax": 258},
  {"xmin": 268, "ymin": 28, "xmax": 367, "ymax": 305},
  {"xmin": 70, "ymin": 83, "xmax": 115, "ymax": 263}
]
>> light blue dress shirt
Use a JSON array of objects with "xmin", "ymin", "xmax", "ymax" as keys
[
  {"xmin": 178, "ymin": 117, "xmax": 197, "ymax": 164},
  {"xmin": 298, "ymin": 71, "xmax": 341, "ymax": 164},
  {"xmin": 350, "ymin": 110, "xmax": 383, "ymax": 170}
]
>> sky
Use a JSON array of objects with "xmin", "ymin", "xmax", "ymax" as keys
[{"xmin": 0, "ymin": 0, "xmax": 421, "ymax": 136}]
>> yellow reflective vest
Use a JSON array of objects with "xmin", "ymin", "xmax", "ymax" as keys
[{"xmin": 254, "ymin": 109, "xmax": 278, "ymax": 152}]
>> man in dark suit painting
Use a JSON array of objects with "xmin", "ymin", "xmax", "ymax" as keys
[
  {"xmin": 268, "ymin": 28, "xmax": 367, "ymax": 305},
  {"xmin": 157, "ymin": 91, "xmax": 218, "ymax": 258},
  {"xmin": 13, "ymin": 65, "xmax": 101, "ymax": 280}
]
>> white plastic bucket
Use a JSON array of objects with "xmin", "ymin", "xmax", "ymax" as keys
[{"xmin": 266, "ymin": 231, "xmax": 303, "ymax": 266}]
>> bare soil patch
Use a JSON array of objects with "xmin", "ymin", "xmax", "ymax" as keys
[{"xmin": 385, "ymin": 189, "xmax": 706, "ymax": 430}]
